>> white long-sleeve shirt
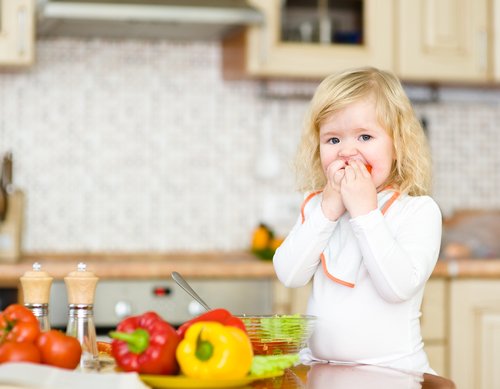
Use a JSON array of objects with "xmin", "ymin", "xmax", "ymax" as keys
[{"xmin": 273, "ymin": 189, "xmax": 442, "ymax": 373}]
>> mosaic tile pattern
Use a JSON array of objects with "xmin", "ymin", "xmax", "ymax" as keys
[
  {"xmin": 0, "ymin": 38, "xmax": 499, "ymax": 252},
  {"xmin": 416, "ymin": 101, "xmax": 500, "ymax": 216}
]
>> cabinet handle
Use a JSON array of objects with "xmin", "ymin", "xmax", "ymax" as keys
[
  {"xmin": 478, "ymin": 29, "xmax": 487, "ymax": 73},
  {"xmin": 17, "ymin": 5, "xmax": 27, "ymax": 57}
]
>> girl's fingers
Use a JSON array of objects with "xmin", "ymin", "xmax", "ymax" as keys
[
  {"xmin": 343, "ymin": 165, "xmax": 355, "ymax": 181},
  {"xmin": 354, "ymin": 160, "xmax": 371, "ymax": 178},
  {"xmin": 348, "ymin": 160, "xmax": 370, "ymax": 178},
  {"xmin": 326, "ymin": 160, "xmax": 344, "ymax": 174},
  {"xmin": 333, "ymin": 169, "xmax": 345, "ymax": 185}
]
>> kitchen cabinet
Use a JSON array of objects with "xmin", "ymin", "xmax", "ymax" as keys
[
  {"xmin": 449, "ymin": 279, "xmax": 500, "ymax": 389},
  {"xmin": 420, "ymin": 279, "xmax": 447, "ymax": 376},
  {"xmin": 273, "ymin": 280, "xmax": 311, "ymax": 315},
  {"xmin": 0, "ymin": 0, "xmax": 35, "ymax": 67},
  {"xmin": 223, "ymin": 0, "xmax": 493, "ymax": 83},
  {"xmin": 495, "ymin": 0, "xmax": 500, "ymax": 80},
  {"xmin": 397, "ymin": 0, "xmax": 490, "ymax": 82},
  {"xmin": 222, "ymin": 0, "xmax": 394, "ymax": 79}
]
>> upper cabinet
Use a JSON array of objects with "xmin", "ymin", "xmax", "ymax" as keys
[
  {"xmin": 0, "ymin": 0, "xmax": 35, "ymax": 67},
  {"xmin": 397, "ymin": 0, "xmax": 489, "ymax": 83},
  {"xmin": 223, "ymin": 0, "xmax": 495, "ymax": 83},
  {"xmin": 223, "ymin": 0, "xmax": 394, "ymax": 80}
]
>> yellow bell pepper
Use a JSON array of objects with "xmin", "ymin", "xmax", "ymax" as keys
[{"xmin": 176, "ymin": 321, "xmax": 253, "ymax": 379}]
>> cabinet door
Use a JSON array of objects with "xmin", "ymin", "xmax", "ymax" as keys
[
  {"xmin": 0, "ymin": 0, "xmax": 35, "ymax": 66},
  {"xmin": 223, "ymin": 0, "xmax": 394, "ymax": 79},
  {"xmin": 397, "ymin": 0, "xmax": 489, "ymax": 82},
  {"xmin": 421, "ymin": 278, "xmax": 448, "ymax": 376},
  {"xmin": 450, "ymin": 280, "xmax": 500, "ymax": 389}
]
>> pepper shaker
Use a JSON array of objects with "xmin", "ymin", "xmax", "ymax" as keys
[
  {"xmin": 20, "ymin": 262, "xmax": 52, "ymax": 332},
  {"xmin": 64, "ymin": 262, "xmax": 99, "ymax": 371}
]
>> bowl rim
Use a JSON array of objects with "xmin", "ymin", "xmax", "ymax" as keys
[{"xmin": 236, "ymin": 314, "xmax": 317, "ymax": 320}]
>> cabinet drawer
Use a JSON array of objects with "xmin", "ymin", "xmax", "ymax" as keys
[{"xmin": 421, "ymin": 279, "xmax": 447, "ymax": 341}]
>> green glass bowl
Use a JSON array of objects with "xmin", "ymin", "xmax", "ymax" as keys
[{"xmin": 238, "ymin": 314, "xmax": 317, "ymax": 355}]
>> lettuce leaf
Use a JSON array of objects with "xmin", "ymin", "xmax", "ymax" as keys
[
  {"xmin": 259, "ymin": 314, "xmax": 304, "ymax": 341},
  {"xmin": 250, "ymin": 354, "xmax": 300, "ymax": 376}
]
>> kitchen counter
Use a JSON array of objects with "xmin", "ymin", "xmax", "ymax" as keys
[
  {"xmin": 1, "ymin": 252, "xmax": 500, "ymax": 285},
  {"xmin": 0, "ymin": 252, "xmax": 275, "ymax": 286},
  {"xmin": 432, "ymin": 257, "xmax": 500, "ymax": 278},
  {"xmin": 273, "ymin": 364, "xmax": 456, "ymax": 389},
  {"xmin": 0, "ymin": 362, "xmax": 456, "ymax": 389}
]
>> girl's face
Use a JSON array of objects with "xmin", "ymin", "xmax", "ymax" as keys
[{"xmin": 319, "ymin": 97, "xmax": 394, "ymax": 191}]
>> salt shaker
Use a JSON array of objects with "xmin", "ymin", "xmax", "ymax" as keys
[
  {"xmin": 64, "ymin": 262, "xmax": 99, "ymax": 371},
  {"xmin": 20, "ymin": 262, "xmax": 52, "ymax": 332}
]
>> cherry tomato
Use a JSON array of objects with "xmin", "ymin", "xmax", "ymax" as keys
[
  {"xmin": 0, "ymin": 341, "xmax": 41, "ymax": 363},
  {"xmin": 36, "ymin": 330, "xmax": 82, "ymax": 369},
  {"xmin": 0, "ymin": 304, "xmax": 40, "ymax": 343}
]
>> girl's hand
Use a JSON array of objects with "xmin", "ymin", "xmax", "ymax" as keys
[
  {"xmin": 341, "ymin": 160, "xmax": 378, "ymax": 218},
  {"xmin": 321, "ymin": 160, "xmax": 347, "ymax": 221}
]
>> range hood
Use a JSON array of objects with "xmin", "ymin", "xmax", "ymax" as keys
[{"xmin": 36, "ymin": 0, "xmax": 264, "ymax": 40}]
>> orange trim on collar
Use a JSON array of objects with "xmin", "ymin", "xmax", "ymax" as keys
[
  {"xmin": 320, "ymin": 253, "xmax": 355, "ymax": 288},
  {"xmin": 301, "ymin": 191, "xmax": 323, "ymax": 224},
  {"xmin": 318, "ymin": 190, "xmax": 400, "ymax": 289},
  {"xmin": 380, "ymin": 191, "xmax": 400, "ymax": 215}
]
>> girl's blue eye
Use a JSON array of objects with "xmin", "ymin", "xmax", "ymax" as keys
[
  {"xmin": 328, "ymin": 137, "xmax": 340, "ymax": 144},
  {"xmin": 360, "ymin": 134, "xmax": 372, "ymax": 141}
]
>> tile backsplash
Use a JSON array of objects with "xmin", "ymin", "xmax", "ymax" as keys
[{"xmin": 1, "ymin": 38, "xmax": 499, "ymax": 253}]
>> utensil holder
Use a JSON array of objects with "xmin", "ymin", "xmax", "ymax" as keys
[{"xmin": 0, "ymin": 190, "xmax": 24, "ymax": 262}]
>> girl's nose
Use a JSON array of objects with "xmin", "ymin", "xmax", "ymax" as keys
[{"xmin": 338, "ymin": 142, "xmax": 358, "ymax": 158}]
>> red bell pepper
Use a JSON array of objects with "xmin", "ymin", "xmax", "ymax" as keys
[
  {"xmin": 176, "ymin": 308, "xmax": 246, "ymax": 340},
  {"xmin": 109, "ymin": 311, "xmax": 180, "ymax": 375},
  {"xmin": 0, "ymin": 304, "xmax": 40, "ymax": 344}
]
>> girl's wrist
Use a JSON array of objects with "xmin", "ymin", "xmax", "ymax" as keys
[
  {"xmin": 321, "ymin": 200, "xmax": 344, "ymax": 221},
  {"xmin": 349, "ymin": 207, "xmax": 376, "ymax": 219}
]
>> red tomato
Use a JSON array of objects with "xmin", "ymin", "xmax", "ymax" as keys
[
  {"xmin": 0, "ymin": 304, "xmax": 40, "ymax": 343},
  {"xmin": 0, "ymin": 341, "xmax": 41, "ymax": 363},
  {"xmin": 365, "ymin": 164, "xmax": 372, "ymax": 173},
  {"xmin": 36, "ymin": 330, "xmax": 82, "ymax": 369}
]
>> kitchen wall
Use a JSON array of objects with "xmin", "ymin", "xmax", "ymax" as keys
[{"xmin": 1, "ymin": 38, "xmax": 500, "ymax": 253}]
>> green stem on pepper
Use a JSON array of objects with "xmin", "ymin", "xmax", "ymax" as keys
[
  {"xmin": 109, "ymin": 328, "xmax": 150, "ymax": 354},
  {"xmin": 195, "ymin": 328, "xmax": 214, "ymax": 361}
]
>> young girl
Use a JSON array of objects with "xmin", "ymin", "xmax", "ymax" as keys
[{"xmin": 273, "ymin": 67, "xmax": 442, "ymax": 374}]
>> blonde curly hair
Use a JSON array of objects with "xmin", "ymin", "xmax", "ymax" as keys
[{"xmin": 294, "ymin": 66, "xmax": 431, "ymax": 196}]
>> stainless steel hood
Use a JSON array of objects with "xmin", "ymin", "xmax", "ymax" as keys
[{"xmin": 36, "ymin": 0, "xmax": 264, "ymax": 40}]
